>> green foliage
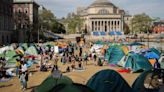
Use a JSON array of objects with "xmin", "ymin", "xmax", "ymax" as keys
[
  {"xmin": 39, "ymin": 9, "xmax": 65, "ymax": 33},
  {"xmin": 131, "ymin": 13, "xmax": 153, "ymax": 34},
  {"xmin": 63, "ymin": 13, "xmax": 84, "ymax": 34}
]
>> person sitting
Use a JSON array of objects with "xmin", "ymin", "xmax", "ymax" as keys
[
  {"xmin": 71, "ymin": 61, "xmax": 76, "ymax": 71},
  {"xmin": 66, "ymin": 66, "xmax": 70, "ymax": 72},
  {"xmin": 97, "ymin": 57, "xmax": 103, "ymax": 66},
  {"xmin": 40, "ymin": 63, "xmax": 47, "ymax": 72}
]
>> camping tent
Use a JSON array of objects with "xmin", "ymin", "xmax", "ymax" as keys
[
  {"xmin": 124, "ymin": 53, "xmax": 152, "ymax": 72},
  {"xmin": 132, "ymin": 69, "xmax": 164, "ymax": 92},
  {"xmin": 149, "ymin": 48, "xmax": 161, "ymax": 56},
  {"xmin": 34, "ymin": 75, "xmax": 73, "ymax": 92},
  {"xmin": 86, "ymin": 69, "xmax": 133, "ymax": 92},
  {"xmin": 25, "ymin": 46, "xmax": 38, "ymax": 56},
  {"xmin": 105, "ymin": 45, "xmax": 125, "ymax": 64}
]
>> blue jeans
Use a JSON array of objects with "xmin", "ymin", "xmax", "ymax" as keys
[{"xmin": 19, "ymin": 74, "xmax": 27, "ymax": 89}]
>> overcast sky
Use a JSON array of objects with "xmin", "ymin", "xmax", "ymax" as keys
[{"xmin": 36, "ymin": 0, "xmax": 164, "ymax": 19}]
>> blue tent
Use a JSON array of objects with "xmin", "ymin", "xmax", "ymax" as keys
[
  {"xmin": 87, "ymin": 69, "xmax": 134, "ymax": 92},
  {"xmin": 124, "ymin": 53, "xmax": 152, "ymax": 72},
  {"xmin": 144, "ymin": 52, "xmax": 160, "ymax": 59},
  {"xmin": 105, "ymin": 46, "xmax": 125, "ymax": 64},
  {"xmin": 149, "ymin": 48, "xmax": 160, "ymax": 56}
]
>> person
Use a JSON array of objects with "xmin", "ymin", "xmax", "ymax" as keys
[
  {"xmin": 66, "ymin": 66, "xmax": 70, "ymax": 72},
  {"xmin": 19, "ymin": 61, "xmax": 28, "ymax": 90},
  {"xmin": 83, "ymin": 51, "xmax": 88, "ymax": 65},
  {"xmin": 75, "ymin": 55, "xmax": 79, "ymax": 62},
  {"xmin": 97, "ymin": 57, "xmax": 103, "ymax": 66},
  {"xmin": 151, "ymin": 59, "xmax": 162, "ymax": 82},
  {"xmin": 71, "ymin": 60, "xmax": 76, "ymax": 71},
  {"xmin": 16, "ymin": 59, "xmax": 21, "ymax": 76},
  {"xmin": 40, "ymin": 63, "xmax": 47, "ymax": 72}
]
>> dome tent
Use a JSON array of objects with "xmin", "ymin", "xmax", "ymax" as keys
[
  {"xmin": 124, "ymin": 53, "xmax": 152, "ymax": 72},
  {"xmin": 86, "ymin": 69, "xmax": 133, "ymax": 92},
  {"xmin": 132, "ymin": 69, "xmax": 164, "ymax": 92}
]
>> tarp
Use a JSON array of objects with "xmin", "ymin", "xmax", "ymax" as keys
[
  {"xmin": 132, "ymin": 70, "xmax": 163, "ymax": 92},
  {"xmin": 86, "ymin": 69, "xmax": 133, "ymax": 92},
  {"xmin": 25, "ymin": 46, "xmax": 38, "ymax": 56},
  {"xmin": 105, "ymin": 46, "xmax": 125, "ymax": 64},
  {"xmin": 124, "ymin": 53, "xmax": 152, "ymax": 72},
  {"xmin": 144, "ymin": 52, "xmax": 160, "ymax": 60},
  {"xmin": 34, "ymin": 75, "xmax": 73, "ymax": 92}
]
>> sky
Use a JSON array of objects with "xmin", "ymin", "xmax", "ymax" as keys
[{"xmin": 36, "ymin": 0, "xmax": 164, "ymax": 19}]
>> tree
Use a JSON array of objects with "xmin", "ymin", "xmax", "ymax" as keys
[
  {"xmin": 39, "ymin": 9, "xmax": 65, "ymax": 34},
  {"xmin": 131, "ymin": 13, "xmax": 153, "ymax": 34},
  {"xmin": 63, "ymin": 13, "xmax": 84, "ymax": 34}
]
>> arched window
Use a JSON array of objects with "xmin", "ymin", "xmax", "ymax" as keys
[
  {"xmin": 24, "ymin": 8, "xmax": 28, "ymax": 14},
  {"xmin": 98, "ymin": 9, "xmax": 109, "ymax": 15}
]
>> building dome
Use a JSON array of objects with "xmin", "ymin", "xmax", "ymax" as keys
[{"xmin": 89, "ymin": 0, "xmax": 115, "ymax": 8}]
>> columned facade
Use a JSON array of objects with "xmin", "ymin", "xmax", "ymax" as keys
[
  {"xmin": 90, "ymin": 19, "xmax": 121, "ymax": 32},
  {"xmin": 77, "ymin": 0, "xmax": 131, "ymax": 34}
]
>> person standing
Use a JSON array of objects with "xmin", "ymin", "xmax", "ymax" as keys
[{"xmin": 19, "ymin": 61, "xmax": 28, "ymax": 90}]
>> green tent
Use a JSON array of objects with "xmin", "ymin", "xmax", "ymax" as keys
[
  {"xmin": 95, "ymin": 41, "xmax": 106, "ymax": 45},
  {"xmin": 86, "ymin": 69, "xmax": 134, "ymax": 92},
  {"xmin": 34, "ymin": 75, "xmax": 73, "ymax": 92},
  {"xmin": 49, "ymin": 83, "xmax": 94, "ymax": 92},
  {"xmin": 105, "ymin": 45, "xmax": 125, "ymax": 64},
  {"xmin": 124, "ymin": 53, "xmax": 152, "ymax": 72},
  {"xmin": 25, "ymin": 46, "xmax": 38, "ymax": 56},
  {"xmin": 0, "ymin": 53, "xmax": 4, "ymax": 57},
  {"xmin": 132, "ymin": 70, "xmax": 163, "ymax": 92},
  {"xmin": 5, "ymin": 57, "xmax": 17, "ymax": 68},
  {"xmin": 5, "ymin": 50, "xmax": 17, "ymax": 60}
]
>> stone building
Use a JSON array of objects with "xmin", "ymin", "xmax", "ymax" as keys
[
  {"xmin": 0, "ymin": 0, "xmax": 13, "ymax": 45},
  {"xmin": 77, "ymin": 0, "xmax": 131, "ymax": 34}
]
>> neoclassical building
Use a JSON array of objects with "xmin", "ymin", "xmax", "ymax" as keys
[{"xmin": 77, "ymin": 0, "xmax": 131, "ymax": 34}]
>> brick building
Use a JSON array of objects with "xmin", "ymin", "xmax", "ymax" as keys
[
  {"xmin": 13, "ymin": 0, "xmax": 39, "ymax": 42},
  {"xmin": 0, "ymin": 0, "xmax": 13, "ymax": 45},
  {"xmin": 153, "ymin": 21, "xmax": 164, "ymax": 33}
]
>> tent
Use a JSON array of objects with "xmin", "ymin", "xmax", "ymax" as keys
[
  {"xmin": 132, "ymin": 70, "xmax": 164, "ymax": 92},
  {"xmin": 95, "ymin": 41, "xmax": 106, "ymax": 45},
  {"xmin": 129, "ymin": 42, "xmax": 144, "ymax": 46},
  {"xmin": 105, "ymin": 45, "xmax": 125, "ymax": 64},
  {"xmin": 86, "ymin": 69, "xmax": 134, "ymax": 92},
  {"xmin": 124, "ymin": 53, "xmax": 152, "ymax": 72},
  {"xmin": 25, "ymin": 46, "xmax": 38, "ymax": 56},
  {"xmin": 159, "ymin": 56, "xmax": 164, "ymax": 69},
  {"xmin": 149, "ymin": 48, "xmax": 161, "ymax": 56},
  {"xmin": 34, "ymin": 75, "xmax": 73, "ymax": 92},
  {"xmin": 144, "ymin": 52, "xmax": 160, "ymax": 60},
  {"xmin": 5, "ymin": 50, "xmax": 17, "ymax": 60},
  {"xmin": 49, "ymin": 83, "xmax": 94, "ymax": 92},
  {"xmin": 90, "ymin": 44, "xmax": 103, "ymax": 53}
]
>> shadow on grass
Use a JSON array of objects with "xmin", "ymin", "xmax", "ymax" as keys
[{"xmin": 0, "ymin": 84, "xmax": 13, "ymax": 88}]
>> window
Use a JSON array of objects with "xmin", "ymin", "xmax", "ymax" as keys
[
  {"xmin": 98, "ymin": 9, "xmax": 109, "ymax": 15},
  {"xmin": 18, "ymin": 8, "xmax": 22, "ymax": 13},
  {"xmin": 24, "ymin": 8, "xmax": 28, "ymax": 14}
]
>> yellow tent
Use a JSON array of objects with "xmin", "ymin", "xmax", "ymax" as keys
[{"xmin": 122, "ymin": 46, "xmax": 129, "ymax": 55}]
